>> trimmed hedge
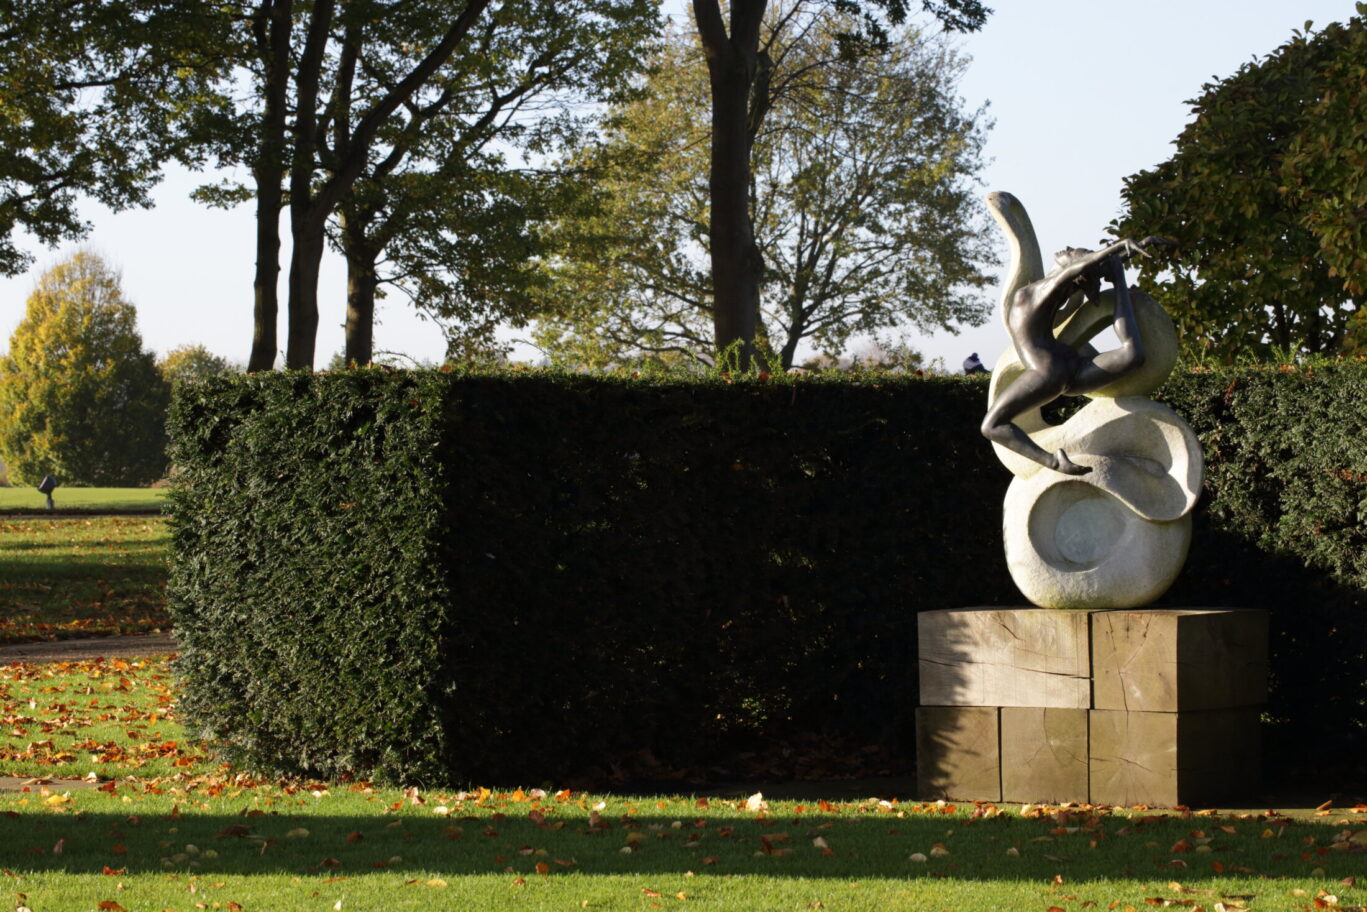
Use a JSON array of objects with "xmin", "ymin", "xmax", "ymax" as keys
[
  {"xmin": 168, "ymin": 369, "xmax": 1011, "ymax": 784},
  {"xmin": 1157, "ymin": 366, "xmax": 1367, "ymax": 755},
  {"xmin": 167, "ymin": 365, "xmax": 1367, "ymax": 785}
]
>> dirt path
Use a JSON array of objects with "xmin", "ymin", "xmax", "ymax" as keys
[{"xmin": 0, "ymin": 632, "xmax": 177, "ymax": 664}]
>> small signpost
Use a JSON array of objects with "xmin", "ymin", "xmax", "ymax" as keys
[{"xmin": 36, "ymin": 474, "xmax": 59, "ymax": 511}]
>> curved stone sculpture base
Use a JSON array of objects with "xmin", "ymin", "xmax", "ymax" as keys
[{"xmin": 1003, "ymin": 472, "xmax": 1192, "ymax": 609}]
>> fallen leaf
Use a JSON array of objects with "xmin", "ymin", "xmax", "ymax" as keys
[
  {"xmin": 97, "ymin": 903, "xmax": 127, "ymax": 912},
  {"xmin": 535, "ymin": 862, "xmax": 550, "ymax": 875}
]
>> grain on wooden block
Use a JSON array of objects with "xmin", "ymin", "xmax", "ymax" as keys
[
  {"xmin": 918, "ymin": 607, "xmax": 1092, "ymax": 708},
  {"xmin": 916, "ymin": 706, "xmax": 1001, "ymax": 802},
  {"xmin": 1088, "ymin": 708, "xmax": 1260, "ymax": 807},
  {"xmin": 1000, "ymin": 707, "xmax": 1089, "ymax": 803},
  {"xmin": 1091, "ymin": 609, "xmax": 1269, "ymax": 712}
]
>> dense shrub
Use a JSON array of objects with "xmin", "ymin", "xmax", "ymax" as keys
[
  {"xmin": 1157, "ymin": 364, "xmax": 1367, "ymax": 760},
  {"xmin": 168, "ymin": 369, "xmax": 1011, "ymax": 784},
  {"xmin": 168, "ymin": 364, "xmax": 1367, "ymax": 785}
]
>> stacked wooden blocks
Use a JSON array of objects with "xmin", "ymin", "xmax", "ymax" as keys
[{"xmin": 916, "ymin": 607, "xmax": 1268, "ymax": 807}]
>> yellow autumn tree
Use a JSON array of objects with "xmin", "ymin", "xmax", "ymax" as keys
[{"xmin": 0, "ymin": 250, "xmax": 169, "ymax": 485}]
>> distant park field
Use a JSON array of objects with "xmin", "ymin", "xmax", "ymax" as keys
[{"xmin": 0, "ymin": 485, "xmax": 167, "ymax": 513}]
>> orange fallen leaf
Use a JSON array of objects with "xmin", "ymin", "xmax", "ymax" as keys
[
  {"xmin": 97, "ymin": 903, "xmax": 127, "ymax": 912},
  {"xmin": 643, "ymin": 888, "xmax": 662, "ymax": 897},
  {"xmin": 535, "ymin": 862, "xmax": 550, "ymax": 875}
]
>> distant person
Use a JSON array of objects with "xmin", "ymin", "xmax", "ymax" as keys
[{"xmin": 963, "ymin": 352, "xmax": 988, "ymax": 375}]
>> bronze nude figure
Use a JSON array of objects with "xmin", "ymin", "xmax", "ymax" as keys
[{"xmin": 980, "ymin": 234, "xmax": 1170, "ymax": 475}]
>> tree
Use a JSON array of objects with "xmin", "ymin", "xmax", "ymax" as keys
[
  {"xmin": 533, "ymin": 17, "xmax": 996, "ymax": 370},
  {"xmin": 1115, "ymin": 8, "xmax": 1366, "ymax": 360},
  {"xmin": 689, "ymin": 0, "xmax": 988, "ymax": 368},
  {"xmin": 158, "ymin": 344, "xmax": 236, "ymax": 387},
  {"xmin": 328, "ymin": 0, "xmax": 658, "ymax": 366},
  {"xmin": 188, "ymin": 0, "xmax": 656, "ymax": 370},
  {"xmin": 0, "ymin": 1, "xmax": 235, "ymax": 277},
  {"xmin": 0, "ymin": 251, "xmax": 169, "ymax": 485}
]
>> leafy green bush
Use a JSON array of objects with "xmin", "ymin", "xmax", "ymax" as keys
[
  {"xmin": 1158, "ymin": 363, "xmax": 1367, "ymax": 757},
  {"xmin": 168, "ymin": 365, "xmax": 1367, "ymax": 785},
  {"xmin": 167, "ymin": 368, "xmax": 1010, "ymax": 784}
]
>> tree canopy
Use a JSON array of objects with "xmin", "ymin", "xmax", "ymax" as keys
[
  {"xmin": 0, "ymin": 251, "xmax": 169, "ymax": 485},
  {"xmin": 533, "ymin": 16, "xmax": 995, "ymax": 369},
  {"xmin": 1115, "ymin": 6, "xmax": 1366, "ymax": 360},
  {"xmin": 689, "ymin": 0, "xmax": 989, "ymax": 368},
  {"xmin": 0, "ymin": 0, "xmax": 233, "ymax": 277},
  {"xmin": 158, "ymin": 344, "xmax": 236, "ymax": 387}
]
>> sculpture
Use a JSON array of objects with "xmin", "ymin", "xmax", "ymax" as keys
[{"xmin": 982, "ymin": 191, "xmax": 1203, "ymax": 609}]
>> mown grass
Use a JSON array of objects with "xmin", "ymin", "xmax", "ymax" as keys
[
  {"xmin": 0, "ymin": 517, "xmax": 170, "ymax": 643},
  {"xmin": 0, "ymin": 486, "xmax": 167, "ymax": 513},
  {"xmin": 0, "ymin": 658, "xmax": 200, "ymax": 779},
  {"xmin": 2, "ymin": 779, "xmax": 1364, "ymax": 911},
  {"xmin": 2, "ymin": 660, "xmax": 1366, "ymax": 911}
]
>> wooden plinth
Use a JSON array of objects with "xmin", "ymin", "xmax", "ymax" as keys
[{"xmin": 916, "ymin": 607, "xmax": 1267, "ymax": 807}]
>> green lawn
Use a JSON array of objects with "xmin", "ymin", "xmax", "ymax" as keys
[
  {"xmin": 2, "ymin": 658, "xmax": 1365, "ymax": 911},
  {"xmin": 1, "ymin": 520, "xmax": 1362, "ymax": 911},
  {"xmin": 0, "ymin": 516, "xmax": 170, "ymax": 643},
  {"xmin": 0, "ymin": 485, "xmax": 167, "ymax": 513}
]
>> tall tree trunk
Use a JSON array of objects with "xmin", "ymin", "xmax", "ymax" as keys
[
  {"xmin": 340, "ymin": 208, "xmax": 379, "ymax": 366},
  {"xmin": 282, "ymin": 0, "xmax": 334, "ymax": 371},
  {"xmin": 285, "ymin": 224, "xmax": 327, "ymax": 369},
  {"xmin": 709, "ymin": 77, "xmax": 764, "ymax": 368},
  {"xmin": 694, "ymin": 0, "xmax": 766, "ymax": 370},
  {"xmin": 247, "ymin": 0, "xmax": 292, "ymax": 373}
]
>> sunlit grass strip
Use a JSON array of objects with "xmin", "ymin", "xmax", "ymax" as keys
[
  {"xmin": 0, "ymin": 486, "xmax": 167, "ymax": 513},
  {"xmin": 0, "ymin": 517, "xmax": 169, "ymax": 643},
  {"xmin": 0, "ymin": 657, "xmax": 205, "ymax": 779},
  {"xmin": 1, "ymin": 786, "xmax": 1363, "ymax": 912}
]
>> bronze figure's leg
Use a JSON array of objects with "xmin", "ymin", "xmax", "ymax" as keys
[{"xmin": 981, "ymin": 367, "xmax": 1091, "ymax": 476}]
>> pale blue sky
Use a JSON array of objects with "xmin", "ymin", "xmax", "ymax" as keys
[{"xmin": 0, "ymin": 1, "xmax": 1356, "ymax": 368}]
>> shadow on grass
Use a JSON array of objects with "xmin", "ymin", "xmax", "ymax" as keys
[{"xmin": 1, "ymin": 808, "xmax": 1359, "ymax": 881}]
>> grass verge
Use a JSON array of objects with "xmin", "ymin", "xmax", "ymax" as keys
[
  {"xmin": 2, "ymin": 781, "xmax": 1364, "ymax": 911},
  {"xmin": 0, "ymin": 517, "xmax": 170, "ymax": 644},
  {"xmin": 2, "ymin": 659, "xmax": 1365, "ymax": 911},
  {"xmin": 0, "ymin": 486, "xmax": 167, "ymax": 514}
]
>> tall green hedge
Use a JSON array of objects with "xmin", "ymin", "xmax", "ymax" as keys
[
  {"xmin": 168, "ymin": 369, "xmax": 1011, "ymax": 784},
  {"xmin": 1157, "ymin": 365, "xmax": 1367, "ymax": 754},
  {"xmin": 167, "ymin": 365, "xmax": 1367, "ymax": 785}
]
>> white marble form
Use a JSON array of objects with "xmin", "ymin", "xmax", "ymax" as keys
[{"xmin": 985, "ymin": 207, "xmax": 1203, "ymax": 609}]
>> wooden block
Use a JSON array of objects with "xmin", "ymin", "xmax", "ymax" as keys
[
  {"xmin": 919, "ymin": 607, "xmax": 1092, "ymax": 708},
  {"xmin": 1000, "ymin": 707, "xmax": 1089, "ymax": 803},
  {"xmin": 1091, "ymin": 609, "xmax": 1269, "ymax": 712},
  {"xmin": 916, "ymin": 706, "xmax": 1000, "ymax": 801},
  {"xmin": 1088, "ymin": 708, "xmax": 1260, "ymax": 807}
]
